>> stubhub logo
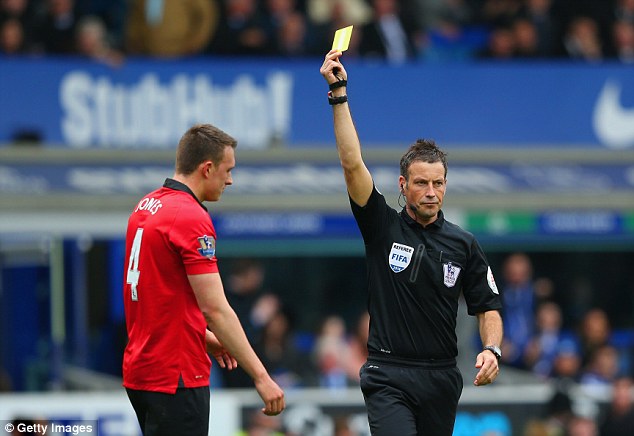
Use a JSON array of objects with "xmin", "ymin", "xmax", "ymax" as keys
[{"xmin": 59, "ymin": 71, "xmax": 293, "ymax": 149}]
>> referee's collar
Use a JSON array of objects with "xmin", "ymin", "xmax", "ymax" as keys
[
  {"xmin": 163, "ymin": 178, "xmax": 208, "ymax": 212},
  {"xmin": 400, "ymin": 207, "xmax": 444, "ymax": 230}
]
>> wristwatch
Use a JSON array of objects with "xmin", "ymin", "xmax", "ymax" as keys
[{"xmin": 483, "ymin": 345, "xmax": 502, "ymax": 361}]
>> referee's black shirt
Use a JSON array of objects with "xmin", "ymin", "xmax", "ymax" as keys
[{"xmin": 351, "ymin": 186, "xmax": 502, "ymax": 361}]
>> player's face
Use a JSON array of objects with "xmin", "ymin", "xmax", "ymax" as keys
[
  {"xmin": 205, "ymin": 146, "xmax": 235, "ymax": 202},
  {"xmin": 401, "ymin": 161, "xmax": 446, "ymax": 226}
]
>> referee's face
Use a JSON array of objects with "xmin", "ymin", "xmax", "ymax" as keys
[{"xmin": 402, "ymin": 161, "xmax": 446, "ymax": 226}]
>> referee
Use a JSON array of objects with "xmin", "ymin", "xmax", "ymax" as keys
[{"xmin": 320, "ymin": 51, "xmax": 504, "ymax": 436}]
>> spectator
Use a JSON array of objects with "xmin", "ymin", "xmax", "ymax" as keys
[
  {"xmin": 512, "ymin": 17, "xmax": 540, "ymax": 58},
  {"xmin": 615, "ymin": 0, "xmax": 634, "ymax": 24},
  {"xmin": 222, "ymin": 259, "xmax": 282, "ymax": 388},
  {"xmin": 271, "ymin": 10, "xmax": 311, "ymax": 57},
  {"xmin": 579, "ymin": 345, "xmax": 621, "ymax": 395},
  {"xmin": 262, "ymin": 0, "xmax": 299, "ymax": 41},
  {"xmin": 253, "ymin": 307, "xmax": 313, "ymax": 388},
  {"xmin": 478, "ymin": 23, "xmax": 516, "ymax": 58},
  {"xmin": 612, "ymin": 19, "xmax": 634, "ymax": 62},
  {"xmin": 75, "ymin": 15, "xmax": 123, "ymax": 66},
  {"xmin": 33, "ymin": 0, "xmax": 83, "ymax": 54},
  {"xmin": 0, "ymin": 365, "xmax": 12, "ymax": 391},
  {"xmin": 0, "ymin": 0, "xmax": 41, "ymax": 52},
  {"xmin": 306, "ymin": 0, "xmax": 371, "ymax": 28},
  {"xmin": 306, "ymin": 0, "xmax": 369, "ymax": 57},
  {"xmin": 345, "ymin": 311, "xmax": 369, "ymax": 383},
  {"xmin": 126, "ymin": 0, "xmax": 219, "ymax": 57},
  {"xmin": 417, "ymin": 1, "xmax": 486, "ymax": 62},
  {"xmin": 0, "ymin": 16, "xmax": 23, "ymax": 54},
  {"xmin": 523, "ymin": 300, "xmax": 574, "ymax": 379},
  {"xmin": 225, "ymin": 259, "xmax": 279, "ymax": 342},
  {"xmin": 240, "ymin": 410, "xmax": 285, "ymax": 436},
  {"xmin": 520, "ymin": 0, "xmax": 557, "ymax": 56},
  {"xmin": 561, "ymin": 16, "xmax": 604, "ymax": 61},
  {"xmin": 499, "ymin": 253, "xmax": 537, "ymax": 368},
  {"xmin": 476, "ymin": 0, "xmax": 522, "ymax": 27},
  {"xmin": 414, "ymin": 0, "xmax": 474, "ymax": 32},
  {"xmin": 567, "ymin": 415, "xmax": 598, "ymax": 436},
  {"xmin": 209, "ymin": 0, "xmax": 272, "ymax": 56},
  {"xmin": 599, "ymin": 376, "xmax": 634, "ymax": 436},
  {"xmin": 313, "ymin": 315, "xmax": 352, "ymax": 389},
  {"xmin": 358, "ymin": 0, "xmax": 419, "ymax": 64},
  {"xmin": 551, "ymin": 337, "xmax": 582, "ymax": 383},
  {"xmin": 579, "ymin": 308, "xmax": 612, "ymax": 368},
  {"xmin": 75, "ymin": 0, "xmax": 127, "ymax": 50},
  {"xmin": 531, "ymin": 389, "xmax": 575, "ymax": 436}
]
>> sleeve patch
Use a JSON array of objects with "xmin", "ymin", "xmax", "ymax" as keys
[
  {"xmin": 197, "ymin": 235, "xmax": 216, "ymax": 258},
  {"xmin": 487, "ymin": 266, "xmax": 499, "ymax": 294}
]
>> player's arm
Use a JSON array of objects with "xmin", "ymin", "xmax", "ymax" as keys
[
  {"xmin": 320, "ymin": 50, "xmax": 373, "ymax": 207},
  {"xmin": 189, "ymin": 272, "xmax": 285, "ymax": 416},
  {"xmin": 205, "ymin": 329, "xmax": 237, "ymax": 370},
  {"xmin": 473, "ymin": 309, "xmax": 503, "ymax": 386}
]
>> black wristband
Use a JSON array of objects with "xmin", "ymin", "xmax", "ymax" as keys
[
  {"xmin": 327, "ymin": 91, "xmax": 348, "ymax": 105},
  {"xmin": 329, "ymin": 80, "xmax": 347, "ymax": 90}
]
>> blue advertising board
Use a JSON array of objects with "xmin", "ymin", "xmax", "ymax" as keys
[{"xmin": 2, "ymin": 57, "xmax": 634, "ymax": 149}]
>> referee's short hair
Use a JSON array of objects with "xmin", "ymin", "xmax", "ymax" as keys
[
  {"xmin": 175, "ymin": 124, "xmax": 237, "ymax": 175},
  {"xmin": 399, "ymin": 139, "xmax": 448, "ymax": 179}
]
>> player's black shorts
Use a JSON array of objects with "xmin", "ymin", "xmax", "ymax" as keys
[
  {"xmin": 359, "ymin": 355, "xmax": 463, "ymax": 436},
  {"xmin": 126, "ymin": 386, "xmax": 210, "ymax": 436}
]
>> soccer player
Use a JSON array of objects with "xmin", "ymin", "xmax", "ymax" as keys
[
  {"xmin": 123, "ymin": 124, "xmax": 285, "ymax": 435},
  {"xmin": 320, "ymin": 50, "xmax": 504, "ymax": 436}
]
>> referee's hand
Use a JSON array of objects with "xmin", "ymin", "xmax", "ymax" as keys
[
  {"xmin": 320, "ymin": 49, "xmax": 348, "ymax": 85},
  {"xmin": 473, "ymin": 350, "xmax": 500, "ymax": 386}
]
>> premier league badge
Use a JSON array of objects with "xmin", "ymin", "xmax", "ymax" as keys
[
  {"xmin": 197, "ymin": 235, "xmax": 216, "ymax": 258},
  {"xmin": 443, "ymin": 262, "xmax": 461, "ymax": 287},
  {"xmin": 388, "ymin": 242, "xmax": 414, "ymax": 273}
]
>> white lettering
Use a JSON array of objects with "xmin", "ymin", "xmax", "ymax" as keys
[
  {"xmin": 60, "ymin": 72, "xmax": 93, "ymax": 147},
  {"xmin": 135, "ymin": 197, "xmax": 163, "ymax": 215},
  {"xmin": 52, "ymin": 423, "xmax": 94, "ymax": 434},
  {"xmin": 60, "ymin": 71, "xmax": 293, "ymax": 149},
  {"xmin": 17, "ymin": 423, "xmax": 48, "ymax": 434}
]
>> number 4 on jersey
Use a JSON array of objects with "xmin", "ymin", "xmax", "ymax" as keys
[{"xmin": 127, "ymin": 228, "xmax": 143, "ymax": 301}]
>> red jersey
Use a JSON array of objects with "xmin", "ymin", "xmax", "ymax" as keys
[{"xmin": 123, "ymin": 179, "xmax": 219, "ymax": 393}]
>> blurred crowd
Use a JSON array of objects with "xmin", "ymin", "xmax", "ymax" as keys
[
  {"xmin": 498, "ymin": 252, "xmax": 634, "ymax": 436},
  {"xmin": 2, "ymin": 0, "xmax": 634, "ymax": 64}
]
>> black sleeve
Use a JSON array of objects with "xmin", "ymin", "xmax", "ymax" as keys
[
  {"xmin": 462, "ymin": 238, "xmax": 503, "ymax": 315},
  {"xmin": 349, "ymin": 185, "xmax": 391, "ymax": 245}
]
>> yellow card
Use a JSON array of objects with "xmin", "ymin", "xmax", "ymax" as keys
[{"xmin": 332, "ymin": 25, "xmax": 354, "ymax": 52}]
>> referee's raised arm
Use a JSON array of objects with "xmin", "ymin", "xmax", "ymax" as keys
[{"xmin": 320, "ymin": 50, "xmax": 373, "ymax": 207}]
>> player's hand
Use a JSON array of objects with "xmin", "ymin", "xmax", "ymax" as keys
[
  {"xmin": 254, "ymin": 375, "xmax": 285, "ymax": 416},
  {"xmin": 205, "ymin": 330, "xmax": 237, "ymax": 370},
  {"xmin": 473, "ymin": 350, "xmax": 500, "ymax": 386},
  {"xmin": 211, "ymin": 349, "xmax": 237, "ymax": 370},
  {"xmin": 320, "ymin": 50, "xmax": 348, "ymax": 85}
]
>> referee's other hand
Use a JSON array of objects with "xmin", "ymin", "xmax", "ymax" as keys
[{"xmin": 473, "ymin": 350, "xmax": 500, "ymax": 386}]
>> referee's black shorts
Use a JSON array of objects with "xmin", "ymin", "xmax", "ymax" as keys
[
  {"xmin": 359, "ymin": 356, "xmax": 463, "ymax": 436},
  {"xmin": 126, "ymin": 386, "xmax": 210, "ymax": 436}
]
